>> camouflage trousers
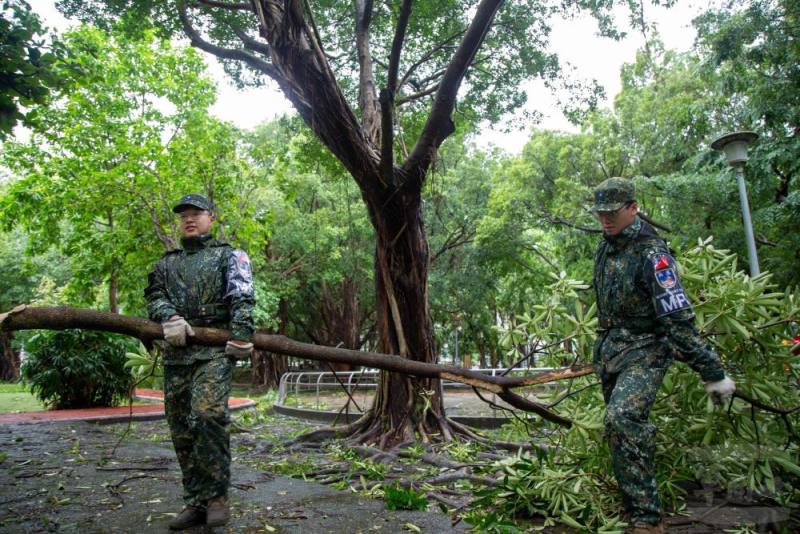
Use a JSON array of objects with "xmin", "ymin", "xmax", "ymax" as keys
[
  {"xmin": 595, "ymin": 339, "xmax": 673, "ymax": 525},
  {"xmin": 164, "ymin": 355, "xmax": 232, "ymax": 507}
]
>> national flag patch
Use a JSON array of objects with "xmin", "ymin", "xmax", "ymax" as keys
[{"xmin": 653, "ymin": 254, "xmax": 671, "ymax": 271}]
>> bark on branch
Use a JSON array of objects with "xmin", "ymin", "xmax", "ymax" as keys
[
  {"xmin": 178, "ymin": 1, "xmax": 278, "ymax": 79},
  {"xmin": 196, "ymin": 0, "xmax": 252, "ymax": 10},
  {"xmin": 355, "ymin": 0, "xmax": 381, "ymax": 144},
  {"xmin": 402, "ymin": 0, "xmax": 503, "ymax": 189},
  {"xmin": 379, "ymin": 0, "xmax": 412, "ymax": 181},
  {"xmin": 0, "ymin": 305, "xmax": 591, "ymax": 426}
]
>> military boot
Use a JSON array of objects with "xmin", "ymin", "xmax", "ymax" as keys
[
  {"xmin": 168, "ymin": 506, "xmax": 205, "ymax": 530},
  {"xmin": 626, "ymin": 522, "xmax": 665, "ymax": 534},
  {"xmin": 206, "ymin": 496, "xmax": 230, "ymax": 527}
]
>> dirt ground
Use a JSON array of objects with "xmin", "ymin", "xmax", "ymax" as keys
[{"xmin": 0, "ymin": 409, "xmax": 796, "ymax": 533}]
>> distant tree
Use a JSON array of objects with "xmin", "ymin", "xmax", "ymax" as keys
[
  {"xmin": 1, "ymin": 25, "xmax": 263, "ymax": 314},
  {"xmin": 693, "ymin": 0, "xmax": 800, "ymax": 284}
]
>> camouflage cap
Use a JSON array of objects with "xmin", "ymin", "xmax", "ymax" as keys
[
  {"xmin": 591, "ymin": 177, "xmax": 635, "ymax": 212},
  {"xmin": 172, "ymin": 193, "xmax": 215, "ymax": 213}
]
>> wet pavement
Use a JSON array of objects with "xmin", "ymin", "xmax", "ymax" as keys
[{"xmin": 0, "ymin": 419, "xmax": 466, "ymax": 533}]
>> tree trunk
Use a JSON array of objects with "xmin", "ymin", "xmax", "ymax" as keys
[
  {"xmin": 0, "ymin": 331, "xmax": 20, "ymax": 381},
  {"xmin": 251, "ymin": 348, "xmax": 288, "ymax": 389},
  {"xmin": 316, "ymin": 278, "xmax": 365, "ymax": 372},
  {"xmin": 251, "ymin": 298, "xmax": 289, "ymax": 389},
  {"xmin": 478, "ymin": 334, "xmax": 488, "ymax": 369},
  {"xmin": 172, "ymin": 0, "xmax": 508, "ymax": 446},
  {"xmin": 345, "ymin": 189, "xmax": 453, "ymax": 447},
  {"xmin": 108, "ymin": 211, "xmax": 119, "ymax": 314},
  {"xmin": 109, "ymin": 269, "xmax": 119, "ymax": 315}
]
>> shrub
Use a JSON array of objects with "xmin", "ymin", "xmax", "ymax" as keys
[{"xmin": 21, "ymin": 329, "xmax": 136, "ymax": 409}]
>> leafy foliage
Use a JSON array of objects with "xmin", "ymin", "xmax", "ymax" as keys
[
  {"xmin": 124, "ymin": 341, "xmax": 162, "ymax": 390},
  {"xmin": 0, "ymin": 228, "xmax": 71, "ymax": 313},
  {"xmin": 0, "ymin": 23, "xmax": 268, "ymax": 314},
  {"xmin": 471, "ymin": 451, "xmax": 626, "ymax": 533},
  {"xmin": 474, "ymin": 239, "xmax": 800, "ymax": 530},
  {"xmin": 21, "ymin": 329, "xmax": 136, "ymax": 409},
  {"xmin": 384, "ymin": 485, "xmax": 429, "ymax": 512},
  {"xmin": 0, "ymin": 0, "xmax": 65, "ymax": 137}
]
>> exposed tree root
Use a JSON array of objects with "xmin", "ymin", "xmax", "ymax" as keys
[{"xmin": 286, "ymin": 411, "xmax": 539, "ymax": 453}]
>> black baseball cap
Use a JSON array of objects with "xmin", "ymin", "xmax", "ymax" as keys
[{"xmin": 172, "ymin": 193, "xmax": 215, "ymax": 213}]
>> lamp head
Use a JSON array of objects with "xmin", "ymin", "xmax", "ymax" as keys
[{"xmin": 711, "ymin": 131, "xmax": 758, "ymax": 167}]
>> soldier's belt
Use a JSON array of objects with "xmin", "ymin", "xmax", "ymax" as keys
[
  {"xmin": 597, "ymin": 317, "xmax": 660, "ymax": 335},
  {"xmin": 183, "ymin": 302, "xmax": 230, "ymax": 325}
]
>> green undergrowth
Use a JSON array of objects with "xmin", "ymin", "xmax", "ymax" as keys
[{"xmin": 466, "ymin": 239, "xmax": 800, "ymax": 532}]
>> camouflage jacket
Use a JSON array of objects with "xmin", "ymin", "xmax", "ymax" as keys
[
  {"xmin": 144, "ymin": 234, "xmax": 255, "ymax": 365},
  {"xmin": 593, "ymin": 216, "xmax": 725, "ymax": 382}
]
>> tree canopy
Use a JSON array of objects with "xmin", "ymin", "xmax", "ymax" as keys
[{"xmin": 0, "ymin": 0, "xmax": 65, "ymax": 137}]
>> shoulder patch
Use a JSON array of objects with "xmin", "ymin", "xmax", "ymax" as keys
[
  {"xmin": 225, "ymin": 249, "xmax": 254, "ymax": 298},
  {"xmin": 647, "ymin": 252, "xmax": 692, "ymax": 317}
]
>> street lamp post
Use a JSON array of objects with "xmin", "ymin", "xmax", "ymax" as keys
[{"xmin": 711, "ymin": 131, "xmax": 760, "ymax": 276}]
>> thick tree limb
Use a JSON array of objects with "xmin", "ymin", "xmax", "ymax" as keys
[
  {"xmin": 355, "ymin": 0, "xmax": 381, "ymax": 144},
  {"xmin": 402, "ymin": 0, "xmax": 503, "ymax": 189},
  {"xmin": 196, "ymin": 0, "xmax": 252, "ymax": 10},
  {"xmin": 379, "ymin": 0, "xmax": 414, "ymax": 178},
  {"xmin": 178, "ymin": 2, "xmax": 279, "ymax": 80},
  {"xmin": 230, "ymin": 26, "xmax": 271, "ymax": 56},
  {"xmin": 247, "ymin": 0, "xmax": 381, "ymax": 198},
  {"xmin": 379, "ymin": 90, "xmax": 395, "ymax": 181},
  {"xmin": 387, "ymin": 0, "xmax": 413, "ymax": 97},
  {"xmin": 0, "ymin": 305, "xmax": 590, "ymax": 427}
]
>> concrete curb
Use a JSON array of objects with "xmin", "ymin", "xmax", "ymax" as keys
[{"xmin": 273, "ymin": 403, "xmax": 510, "ymax": 429}]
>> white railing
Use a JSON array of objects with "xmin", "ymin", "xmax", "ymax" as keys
[{"xmin": 276, "ymin": 367, "xmax": 563, "ymax": 410}]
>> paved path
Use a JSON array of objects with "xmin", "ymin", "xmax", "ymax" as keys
[
  {"xmin": 0, "ymin": 389, "xmax": 255, "ymax": 425},
  {"xmin": 0, "ymin": 419, "xmax": 466, "ymax": 533}
]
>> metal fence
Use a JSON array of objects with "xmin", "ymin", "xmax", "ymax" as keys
[{"xmin": 276, "ymin": 367, "xmax": 563, "ymax": 411}]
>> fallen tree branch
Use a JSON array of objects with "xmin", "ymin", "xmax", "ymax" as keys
[{"xmin": 0, "ymin": 305, "xmax": 588, "ymax": 427}]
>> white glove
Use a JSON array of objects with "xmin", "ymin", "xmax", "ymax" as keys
[
  {"xmin": 162, "ymin": 317, "xmax": 195, "ymax": 347},
  {"xmin": 225, "ymin": 340, "xmax": 253, "ymax": 359},
  {"xmin": 705, "ymin": 376, "xmax": 736, "ymax": 405}
]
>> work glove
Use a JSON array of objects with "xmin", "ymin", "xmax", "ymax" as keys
[
  {"xmin": 162, "ymin": 317, "xmax": 195, "ymax": 347},
  {"xmin": 225, "ymin": 340, "xmax": 254, "ymax": 359},
  {"xmin": 704, "ymin": 376, "xmax": 736, "ymax": 405}
]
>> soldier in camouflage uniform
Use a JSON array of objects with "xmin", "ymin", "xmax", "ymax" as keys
[
  {"xmin": 591, "ymin": 178, "xmax": 736, "ymax": 534},
  {"xmin": 145, "ymin": 194, "xmax": 255, "ymax": 530}
]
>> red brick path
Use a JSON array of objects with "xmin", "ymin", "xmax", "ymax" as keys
[{"xmin": 0, "ymin": 388, "xmax": 255, "ymax": 424}]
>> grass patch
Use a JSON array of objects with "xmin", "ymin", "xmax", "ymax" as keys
[
  {"xmin": 0, "ymin": 382, "xmax": 47, "ymax": 413},
  {"xmin": 0, "ymin": 381, "xmax": 158, "ymax": 414}
]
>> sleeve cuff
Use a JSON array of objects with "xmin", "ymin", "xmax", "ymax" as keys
[
  {"xmin": 700, "ymin": 368, "xmax": 725, "ymax": 383},
  {"xmin": 158, "ymin": 308, "xmax": 179, "ymax": 323},
  {"xmin": 230, "ymin": 329, "xmax": 253, "ymax": 341}
]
